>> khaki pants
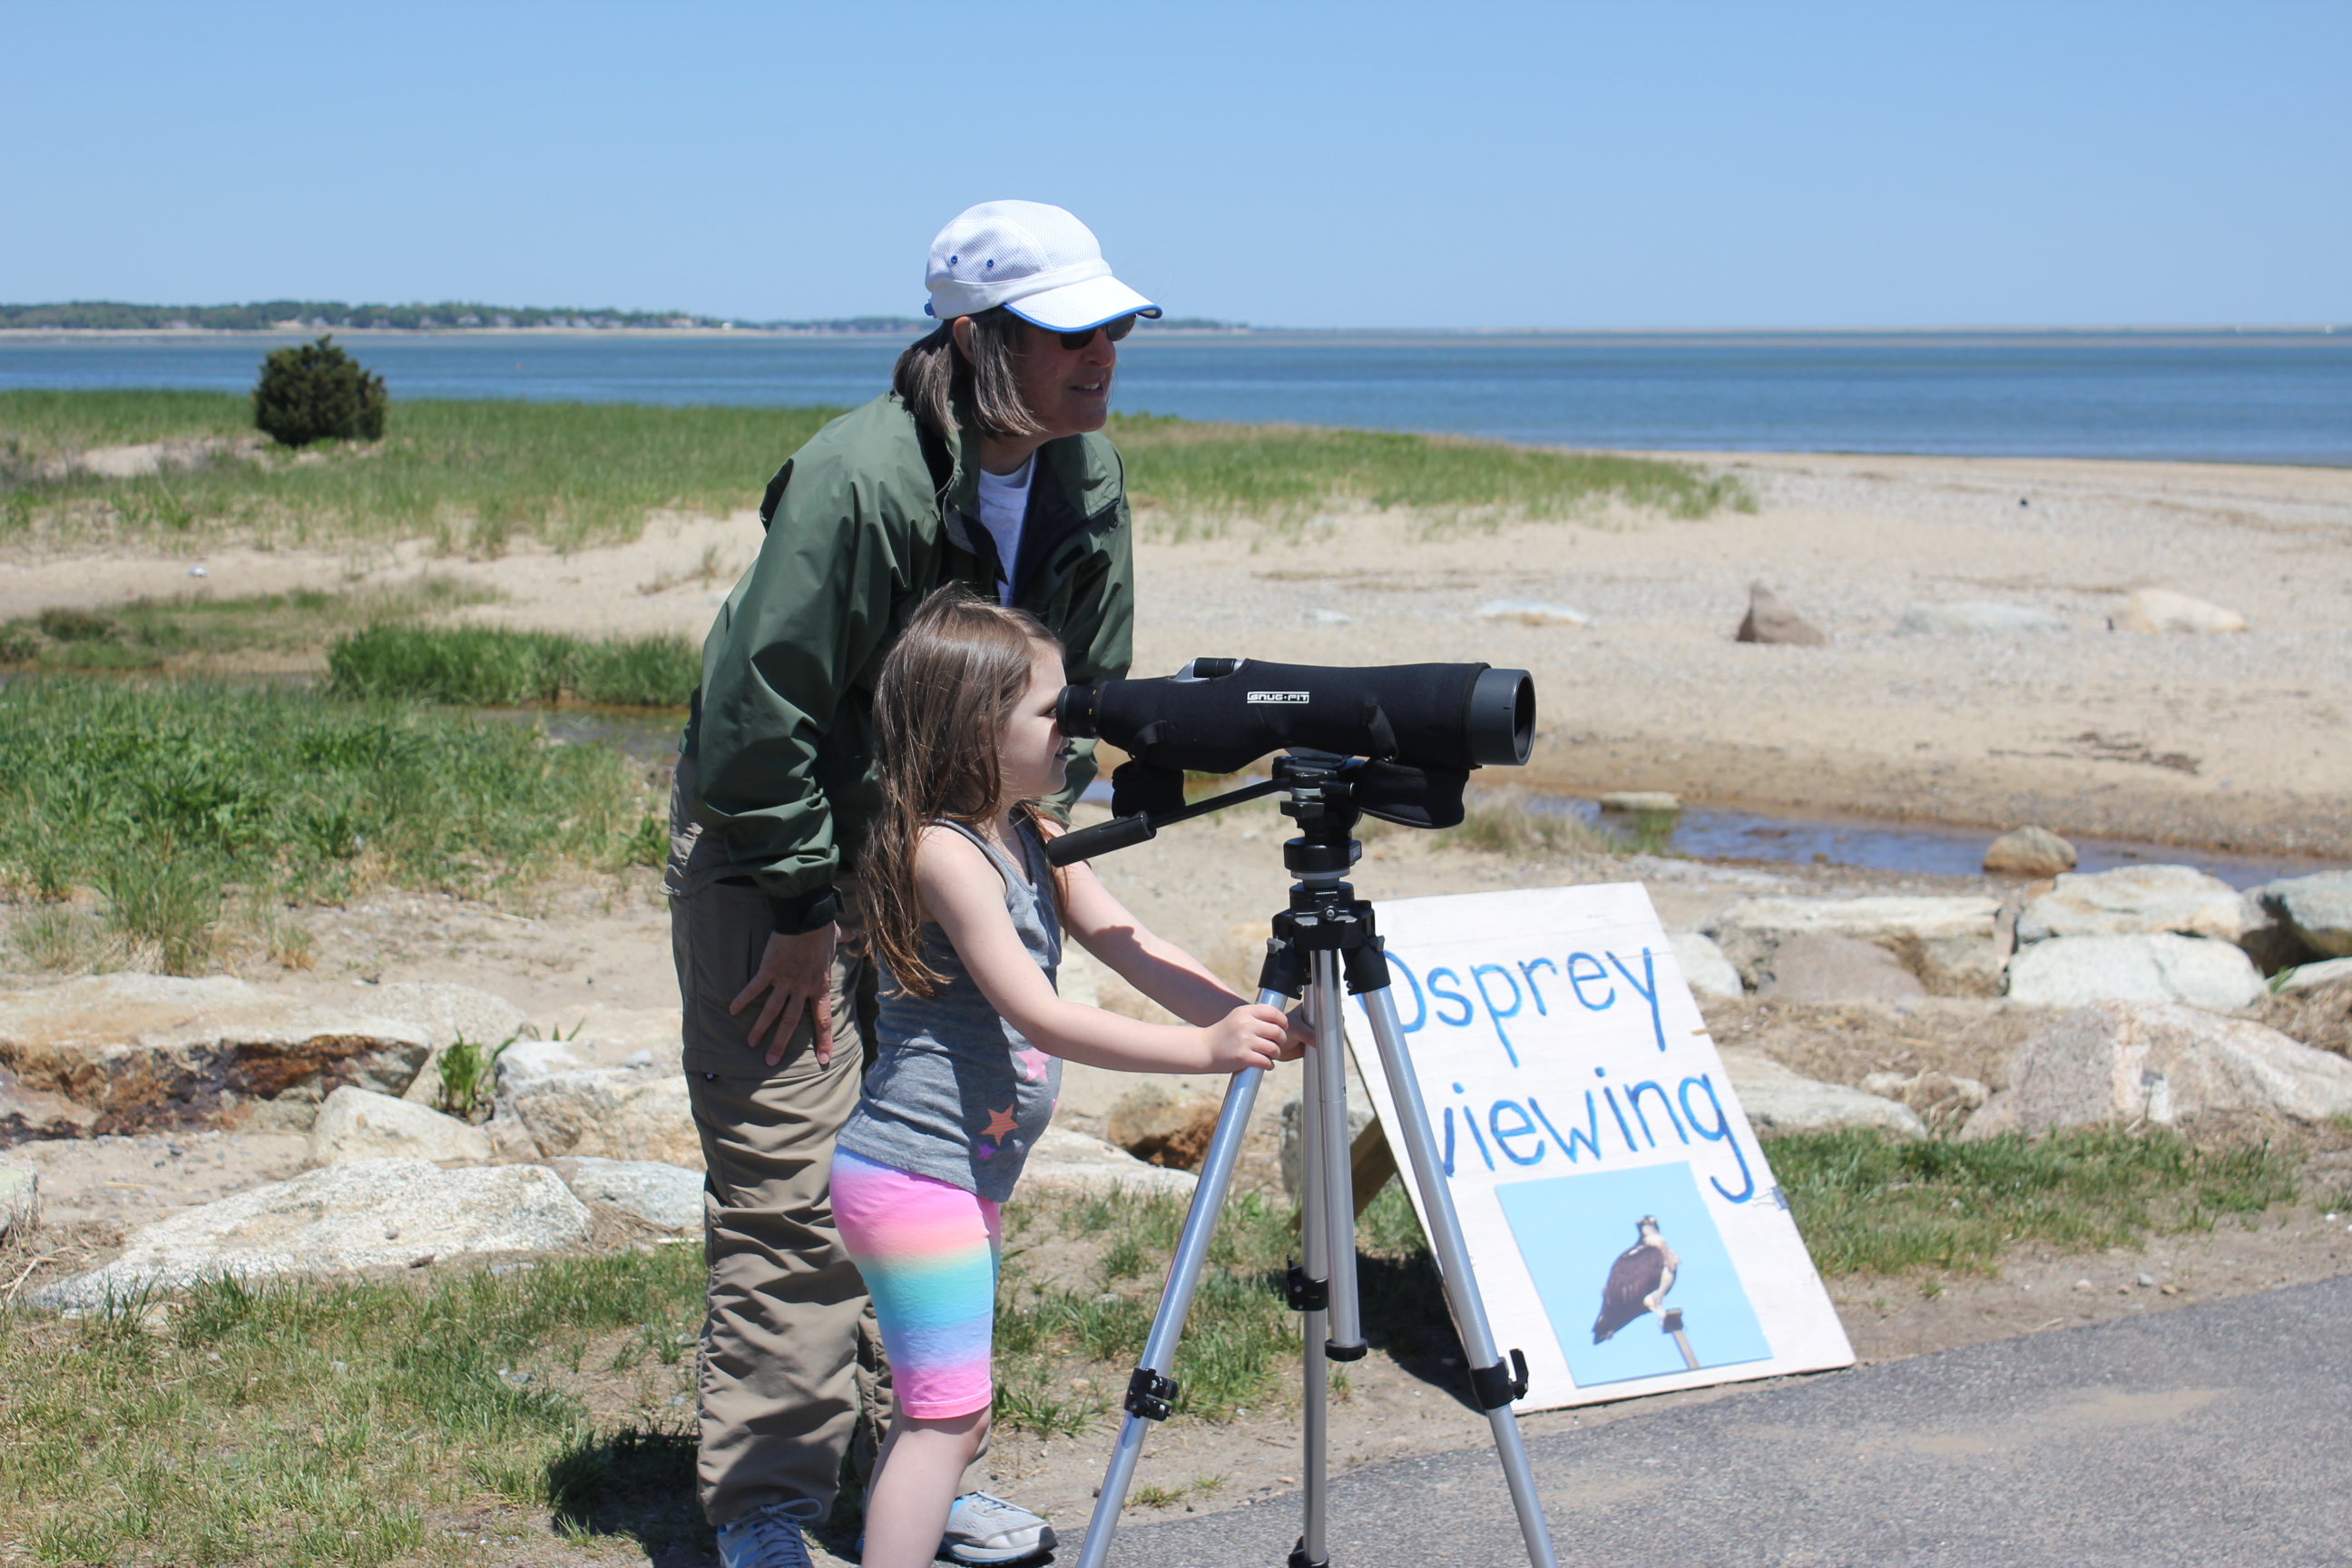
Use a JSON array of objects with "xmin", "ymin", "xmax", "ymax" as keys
[{"xmin": 677, "ymin": 873, "xmax": 888, "ymax": 1526}]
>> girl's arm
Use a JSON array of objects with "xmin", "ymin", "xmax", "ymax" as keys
[
  {"xmin": 916, "ymin": 828, "xmax": 1294, "ymax": 1075},
  {"xmin": 1056, "ymin": 858, "xmax": 1262, "ymax": 1027}
]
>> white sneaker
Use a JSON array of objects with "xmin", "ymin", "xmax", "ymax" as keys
[
  {"xmin": 942, "ymin": 1491, "xmax": 1057, "ymax": 1563},
  {"xmin": 716, "ymin": 1501, "xmax": 815, "ymax": 1568}
]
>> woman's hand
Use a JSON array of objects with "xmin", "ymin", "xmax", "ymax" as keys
[
  {"xmin": 731, "ymin": 925, "xmax": 838, "ymax": 1068},
  {"xmin": 1200, "ymin": 1003, "xmax": 1298, "ymax": 1074}
]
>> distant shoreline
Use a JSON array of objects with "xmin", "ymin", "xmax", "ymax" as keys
[{"xmin": 1, "ymin": 324, "xmax": 2340, "ymax": 343}]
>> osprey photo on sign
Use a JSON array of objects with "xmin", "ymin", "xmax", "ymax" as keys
[{"xmin": 1343, "ymin": 882, "xmax": 1853, "ymax": 1409}]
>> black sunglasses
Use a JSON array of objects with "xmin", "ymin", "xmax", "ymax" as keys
[{"xmin": 1044, "ymin": 315, "xmax": 1138, "ymax": 351}]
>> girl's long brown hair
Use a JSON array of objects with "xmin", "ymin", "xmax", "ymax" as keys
[{"xmin": 864, "ymin": 584, "xmax": 1068, "ymax": 999}]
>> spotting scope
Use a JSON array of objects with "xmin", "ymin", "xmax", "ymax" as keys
[{"xmin": 1056, "ymin": 658, "xmax": 1535, "ymax": 776}]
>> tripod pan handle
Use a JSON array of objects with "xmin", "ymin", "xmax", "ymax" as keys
[{"xmin": 1046, "ymin": 812, "xmax": 1157, "ymax": 867}]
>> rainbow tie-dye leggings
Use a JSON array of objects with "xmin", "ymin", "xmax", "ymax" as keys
[{"xmin": 830, "ymin": 1147, "xmax": 1004, "ymax": 1419}]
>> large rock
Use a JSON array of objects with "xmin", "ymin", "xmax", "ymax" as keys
[
  {"xmin": 1756, "ymin": 933, "xmax": 1926, "ymax": 1003},
  {"xmin": 2006, "ymin": 934, "xmax": 2266, "ymax": 1013},
  {"xmin": 493, "ymin": 1037, "xmax": 591, "ymax": 1093},
  {"xmin": 2276, "ymin": 957, "xmax": 2352, "ymax": 995},
  {"xmin": 309, "ymin": 1086, "xmax": 495, "ymax": 1166},
  {"xmin": 1895, "ymin": 602, "xmax": 2069, "ymax": 636},
  {"xmin": 2110, "ymin": 588, "xmax": 2246, "ymax": 634},
  {"xmin": 0, "ymin": 975, "xmax": 432, "ymax": 1135},
  {"xmin": 2015, "ymin": 865, "xmax": 2255, "ymax": 946},
  {"xmin": 1018, "ymin": 1126, "xmax": 1197, "ymax": 1198},
  {"xmin": 1962, "ymin": 1002, "xmax": 2352, "ymax": 1139},
  {"xmin": 2254, "ymin": 872, "xmax": 2352, "ymax": 960},
  {"xmin": 1, "ymin": 1065, "xmax": 98, "ymax": 1142},
  {"xmin": 29, "ymin": 1157, "xmax": 593, "ymax": 1308},
  {"xmin": 1984, "ymin": 826, "xmax": 2076, "ymax": 877},
  {"xmin": 0, "ymin": 1163, "xmax": 34, "ymax": 1241},
  {"xmin": 1734, "ymin": 583, "xmax": 1828, "ymax": 646},
  {"xmin": 506, "ymin": 1068, "xmax": 701, "ymax": 1169},
  {"xmin": 1717, "ymin": 1050, "xmax": 1925, "ymax": 1138},
  {"xmin": 1106, "ymin": 1082, "xmax": 1222, "ymax": 1169},
  {"xmin": 1705, "ymin": 897, "xmax": 2001, "ymax": 992},
  {"xmin": 1668, "ymin": 932, "xmax": 1744, "ymax": 1000},
  {"xmin": 553, "ymin": 1156, "xmax": 702, "ymax": 1231}
]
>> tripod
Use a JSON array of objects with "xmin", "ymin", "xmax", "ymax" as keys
[{"xmin": 1060, "ymin": 755, "xmax": 1559, "ymax": 1568}]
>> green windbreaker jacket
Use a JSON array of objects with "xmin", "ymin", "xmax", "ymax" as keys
[{"xmin": 678, "ymin": 391, "xmax": 1134, "ymax": 932}]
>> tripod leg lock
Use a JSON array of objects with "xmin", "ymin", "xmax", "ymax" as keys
[
  {"xmin": 1469, "ymin": 1348, "xmax": 1530, "ymax": 1411},
  {"xmin": 1288, "ymin": 1538, "xmax": 1330, "ymax": 1568},
  {"xmin": 1122, "ymin": 1367, "xmax": 1181, "ymax": 1422},
  {"xmin": 1283, "ymin": 1261, "xmax": 1328, "ymax": 1313}
]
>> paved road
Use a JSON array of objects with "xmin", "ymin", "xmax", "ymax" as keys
[{"xmin": 1090, "ymin": 1276, "xmax": 2352, "ymax": 1567}]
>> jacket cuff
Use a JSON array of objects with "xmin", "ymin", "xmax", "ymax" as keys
[{"xmin": 766, "ymin": 885, "xmax": 840, "ymax": 936}]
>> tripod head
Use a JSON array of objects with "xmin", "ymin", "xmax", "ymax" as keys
[{"xmin": 1043, "ymin": 750, "xmax": 1468, "ymax": 870}]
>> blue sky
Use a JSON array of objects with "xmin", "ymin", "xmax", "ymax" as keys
[{"xmin": 5, "ymin": 2, "xmax": 2345, "ymax": 329}]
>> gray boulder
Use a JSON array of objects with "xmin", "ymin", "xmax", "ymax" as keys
[
  {"xmin": 309, "ymin": 1086, "xmax": 495, "ymax": 1166},
  {"xmin": 1756, "ymin": 933, "xmax": 1925, "ymax": 1003},
  {"xmin": 1718, "ymin": 1050, "xmax": 1926, "ymax": 1138},
  {"xmin": 554, "ymin": 1156, "xmax": 702, "ymax": 1231},
  {"xmin": 492, "ymin": 1037, "xmax": 591, "ymax": 1093},
  {"xmin": 1018, "ymin": 1126, "xmax": 1197, "ymax": 1198},
  {"xmin": 1894, "ymin": 602, "xmax": 2069, "ymax": 636},
  {"xmin": 0, "ymin": 975, "xmax": 432, "ymax": 1135},
  {"xmin": 2016, "ymin": 865, "xmax": 2256, "ymax": 946},
  {"xmin": 2006, "ymin": 933, "xmax": 2266, "ymax": 1013},
  {"xmin": 1705, "ymin": 896, "xmax": 2001, "ymax": 991},
  {"xmin": 1734, "ymin": 583, "xmax": 1828, "ymax": 646},
  {"xmin": 2254, "ymin": 872, "xmax": 2352, "ymax": 960},
  {"xmin": 2276, "ymin": 957, "xmax": 2352, "ymax": 995},
  {"xmin": 1668, "ymin": 932, "xmax": 1744, "ymax": 1000},
  {"xmin": 0, "ymin": 1164, "xmax": 34, "ymax": 1241},
  {"xmin": 30, "ymin": 1157, "xmax": 593, "ymax": 1308},
  {"xmin": 1962, "ymin": 1001, "xmax": 2352, "ymax": 1139},
  {"xmin": 506, "ymin": 1068, "xmax": 701, "ymax": 1169},
  {"xmin": 1984, "ymin": 826, "xmax": 2076, "ymax": 877}
]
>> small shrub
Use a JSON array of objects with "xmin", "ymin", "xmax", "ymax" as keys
[
  {"xmin": 0, "ymin": 624, "xmax": 41, "ymax": 663},
  {"xmin": 251, "ymin": 335, "xmax": 388, "ymax": 447}
]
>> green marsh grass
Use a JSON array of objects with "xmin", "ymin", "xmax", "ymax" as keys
[
  {"xmin": 4, "ymin": 390, "xmax": 1749, "ymax": 554},
  {"xmin": 0, "ymin": 578, "xmax": 499, "ymax": 672},
  {"xmin": 326, "ymin": 623, "xmax": 701, "ymax": 708},
  {"xmin": 0, "ymin": 680, "xmax": 651, "ymax": 973},
  {"xmin": 0, "ymin": 1246, "xmax": 710, "ymax": 1565},
  {"xmin": 1108, "ymin": 411, "xmax": 1754, "ymax": 536},
  {"xmin": 1769, "ymin": 1125, "xmax": 2301, "ymax": 1277},
  {"xmin": 1, "ymin": 390, "xmax": 838, "ymax": 553}
]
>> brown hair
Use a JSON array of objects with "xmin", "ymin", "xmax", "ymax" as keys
[
  {"xmin": 864, "ymin": 584, "xmax": 1067, "ymax": 999},
  {"xmin": 891, "ymin": 307, "xmax": 1050, "ymax": 447}
]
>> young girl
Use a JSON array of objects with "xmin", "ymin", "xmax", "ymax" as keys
[{"xmin": 834, "ymin": 585, "xmax": 1305, "ymax": 1568}]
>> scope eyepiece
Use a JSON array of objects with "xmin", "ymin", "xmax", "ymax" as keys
[{"xmin": 1056, "ymin": 683, "xmax": 1100, "ymax": 740}]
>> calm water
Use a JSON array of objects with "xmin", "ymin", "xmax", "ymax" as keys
[{"xmin": 5, "ymin": 328, "xmax": 2347, "ymax": 465}]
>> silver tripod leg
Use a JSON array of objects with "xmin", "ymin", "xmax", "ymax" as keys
[
  {"xmin": 1357, "ymin": 982, "xmax": 1561, "ymax": 1568},
  {"xmin": 1072, "ymin": 988, "xmax": 1282, "ymax": 1568},
  {"xmin": 1296, "ymin": 956, "xmax": 1365, "ymax": 1567}
]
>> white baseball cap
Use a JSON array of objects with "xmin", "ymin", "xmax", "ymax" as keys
[{"xmin": 924, "ymin": 200, "xmax": 1161, "ymax": 332}]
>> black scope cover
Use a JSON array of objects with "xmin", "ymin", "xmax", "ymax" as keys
[{"xmin": 1059, "ymin": 660, "xmax": 1534, "ymax": 775}]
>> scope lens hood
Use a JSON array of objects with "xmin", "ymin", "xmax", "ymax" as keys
[{"xmin": 1467, "ymin": 667, "xmax": 1536, "ymax": 766}]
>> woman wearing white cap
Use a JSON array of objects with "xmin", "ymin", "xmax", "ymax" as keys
[{"xmin": 666, "ymin": 201, "xmax": 1157, "ymax": 1568}]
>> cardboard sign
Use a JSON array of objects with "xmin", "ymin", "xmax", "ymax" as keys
[{"xmin": 1341, "ymin": 882, "xmax": 1853, "ymax": 1409}]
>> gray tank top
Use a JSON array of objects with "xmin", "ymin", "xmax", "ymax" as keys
[{"xmin": 836, "ymin": 816, "xmax": 1064, "ymax": 1202}]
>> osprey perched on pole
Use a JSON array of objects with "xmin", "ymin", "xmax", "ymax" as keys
[{"xmin": 1592, "ymin": 1216, "xmax": 1680, "ymax": 1343}]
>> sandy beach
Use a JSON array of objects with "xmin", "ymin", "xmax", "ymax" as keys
[{"xmin": 8, "ymin": 447, "xmax": 2345, "ymax": 858}]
